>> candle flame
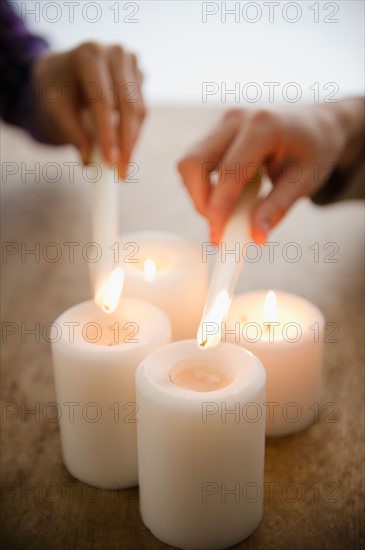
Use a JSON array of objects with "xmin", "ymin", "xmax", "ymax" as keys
[
  {"xmin": 197, "ymin": 289, "xmax": 231, "ymax": 350},
  {"xmin": 144, "ymin": 258, "xmax": 157, "ymax": 282},
  {"xmin": 95, "ymin": 267, "xmax": 124, "ymax": 314},
  {"xmin": 263, "ymin": 290, "xmax": 277, "ymax": 323}
]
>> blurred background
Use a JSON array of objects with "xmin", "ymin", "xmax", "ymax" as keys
[
  {"xmin": 2, "ymin": 0, "xmax": 364, "ymax": 287},
  {"xmin": 19, "ymin": 0, "xmax": 364, "ymax": 104}
]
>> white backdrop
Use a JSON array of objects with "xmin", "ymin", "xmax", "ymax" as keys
[{"xmin": 15, "ymin": 0, "xmax": 364, "ymax": 104}]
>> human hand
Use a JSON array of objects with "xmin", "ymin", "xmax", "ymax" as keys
[
  {"xmin": 32, "ymin": 42, "xmax": 146, "ymax": 178},
  {"xmin": 178, "ymin": 100, "xmax": 364, "ymax": 244}
]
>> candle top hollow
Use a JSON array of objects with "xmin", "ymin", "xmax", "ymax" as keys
[{"xmin": 170, "ymin": 359, "xmax": 235, "ymax": 392}]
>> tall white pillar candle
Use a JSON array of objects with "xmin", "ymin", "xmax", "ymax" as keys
[
  {"xmin": 51, "ymin": 298, "xmax": 171, "ymax": 488},
  {"xmin": 119, "ymin": 231, "xmax": 208, "ymax": 340},
  {"xmin": 136, "ymin": 340, "xmax": 266, "ymax": 550},
  {"xmin": 226, "ymin": 290, "xmax": 324, "ymax": 437}
]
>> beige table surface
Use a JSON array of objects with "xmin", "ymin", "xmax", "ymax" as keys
[{"xmin": 1, "ymin": 107, "xmax": 364, "ymax": 550}]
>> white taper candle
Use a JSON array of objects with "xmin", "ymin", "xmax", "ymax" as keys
[
  {"xmin": 197, "ymin": 176, "xmax": 262, "ymax": 348},
  {"xmin": 91, "ymin": 148, "xmax": 119, "ymax": 306}
]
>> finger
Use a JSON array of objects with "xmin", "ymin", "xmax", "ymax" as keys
[
  {"xmin": 251, "ymin": 169, "xmax": 308, "ymax": 244},
  {"xmin": 127, "ymin": 57, "xmax": 146, "ymax": 154},
  {"xmin": 76, "ymin": 44, "xmax": 116, "ymax": 163},
  {"xmin": 177, "ymin": 154, "xmax": 214, "ymax": 217},
  {"xmin": 108, "ymin": 47, "xmax": 145, "ymax": 178},
  {"xmin": 122, "ymin": 63, "xmax": 146, "ymax": 179},
  {"xmin": 208, "ymin": 112, "xmax": 278, "ymax": 243},
  {"xmin": 207, "ymin": 135, "xmax": 265, "ymax": 244},
  {"xmin": 50, "ymin": 103, "xmax": 91, "ymax": 164},
  {"xmin": 177, "ymin": 110, "xmax": 240, "ymax": 216}
]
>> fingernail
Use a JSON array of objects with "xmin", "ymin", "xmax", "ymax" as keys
[
  {"xmin": 119, "ymin": 166, "xmax": 126, "ymax": 181},
  {"xmin": 118, "ymin": 158, "xmax": 126, "ymax": 181},
  {"xmin": 254, "ymin": 219, "xmax": 271, "ymax": 244},
  {"xmin": 210, "ymin": 227, "xmax": 220, "ymax": 246},
  {"xmin": 81, "ymin": 148, "xmax": 90, "ymax": 166}
]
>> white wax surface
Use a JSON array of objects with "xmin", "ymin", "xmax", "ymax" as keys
[
  {"xmin": 226, "ymin": 291, "xmax": 324, "ymax": 437},
  {"xmin": 170, "ymin": 359, "xmax": 235, "ymax": 392},
  {"xmin": 136, "ymin": 340, "xmax": 266, "ymax": 550},
  {"xmin": 51, "ymin": 298, "xmax": 171, "ymax": 488},
  {"xmin": 119, "ymin": 231, "xmax": 208, "ymax": 340}
]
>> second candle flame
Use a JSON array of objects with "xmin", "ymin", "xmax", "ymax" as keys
[
  {"xmin": 94, "ymin": 267, "xmax": 124, "ymax": 314},
  {"xmin": 144, "ymin": 258, "xmax": 157, "ymax": 282},
  {"xmin": 263, "ymin": 290, "xmax": 277, "ymax": 323}
]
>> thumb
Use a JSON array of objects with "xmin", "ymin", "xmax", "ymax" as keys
[
  {"xmin": 54, "ymin": 104, "xmax": 92, "ymax": 164},
  {"xmin": 251, "ymin": 170, "xmax": 308, "ymax": 244}
]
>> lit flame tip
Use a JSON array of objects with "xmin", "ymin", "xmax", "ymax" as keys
[
  {"xmin": 196, "ymin": 289, "xmax": 231, "ymax": 350},
  {"xmin": 263, "ymin": 290, "xmax": 277, "ymax": 323},
  {"xmin": 95, "ymin": 267, "xmax": 124, "ymax": 314},
  {"xmin": 144, "ymin": 258, "xmax": 157, "ymax": 283}
]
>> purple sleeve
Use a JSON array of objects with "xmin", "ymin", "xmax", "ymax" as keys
[{"xmin": 0, "ymin": 0, "xmax": 48, "ymax": 139}]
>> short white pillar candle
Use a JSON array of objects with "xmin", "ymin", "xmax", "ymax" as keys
[
  {"xmin": 51, "ymin": 298, "xmax": 171, "ymax": 489},
  {"xmin": 226, "ymin": 290, "xmax": 324, "ymax": 437},
  {"xmin": 119, "ymin": 231, "xmax": 208, "ymax": 341},
  {"xmin": 136, "ymin": 340, "xmax": 266, "ymax": 550}
]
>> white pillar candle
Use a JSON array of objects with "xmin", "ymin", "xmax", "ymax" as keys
[
  {"xmin": 136, "ymin": 340, "xmax": 266, "ymax": 550},
  {"xmin": 51, "ymin": 298, "xmax": 171, "ymax": 489},
  {"xmin": 226, "ymin": 290, "xmax": 324, "ymax": 437},
  {"xmin": 119, "ymin": 231, "xmax": 208, "ymax": 341}
]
